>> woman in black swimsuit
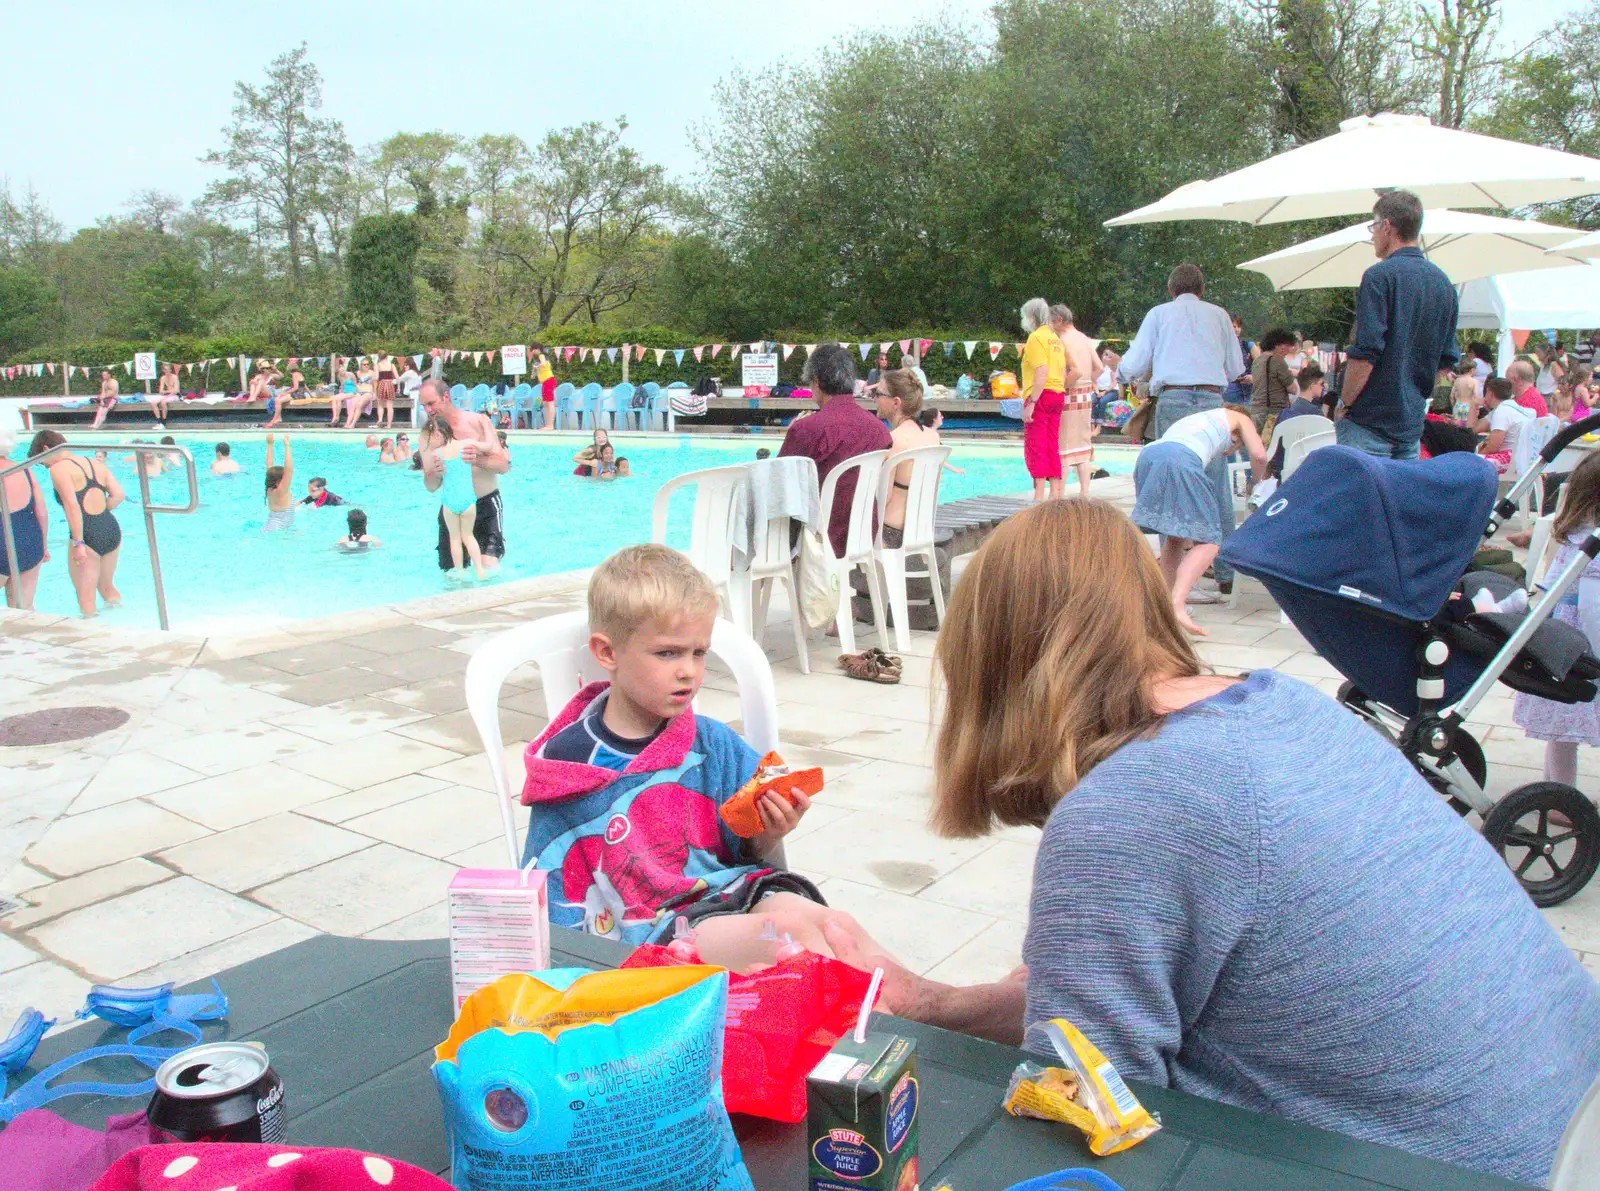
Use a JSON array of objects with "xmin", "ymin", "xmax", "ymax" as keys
[{"xmin": 29, "ymin": 430, "xmax": 125, "ymax": 617}]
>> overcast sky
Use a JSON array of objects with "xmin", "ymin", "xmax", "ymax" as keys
[{"xmin": 0, "ymin": 0, "xmax": 1578, "ymax": 232}]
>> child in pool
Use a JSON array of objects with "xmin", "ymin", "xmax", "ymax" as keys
[
  {"xmin": 336, "ymin": 507, "xmax": 381, "ymax": 550},
  {"xmin": 421, "ymin": 413, "xmax": 489, "ymax": 579},
  {"xmin": 520, "ymin": 544, "xmax": 829, "ymax": 968},
  {"xmin": 1515, "ymin": 451, "xmax": 1600, "ymax": 787},
  {"xmin": 378, "ymin": 437, "xmax": 398, "ymax": 463}
]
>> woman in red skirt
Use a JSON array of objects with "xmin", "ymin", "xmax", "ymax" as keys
[{"xmin": 1020, "ymin": 297, "xmax": 1067, "ymax": 500}]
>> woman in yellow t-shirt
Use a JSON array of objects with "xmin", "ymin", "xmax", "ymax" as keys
[
  {"xmin": 1019, "ymin": 297, "xmax": 1067, "ymax": 501},
  {"xmin": 534, "ymin": 346, "xmax": 557, "ymax": 431}
]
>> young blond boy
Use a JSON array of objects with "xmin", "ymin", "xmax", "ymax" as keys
[{"xmin": 520, "ymin": 544, "xmax": 831, "ymax": 964}]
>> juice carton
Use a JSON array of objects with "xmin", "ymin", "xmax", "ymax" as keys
[
  {"xmin": 807, "ymin": 1031, "xmax": 919, "ymax": 1191},
  {"xmin": 447, "ymin": 868, "xmax": 549, "ymax": 1011}
]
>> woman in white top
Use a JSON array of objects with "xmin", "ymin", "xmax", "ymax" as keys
[
  {"xmin": 1537, "ymin": 344, "xmax": 1566, "ymax": 399},
  {"xmin": 1476, "ymin": 376, "xmax": 1533, "ymax": 475},
  {"xmin": 1132, "ymin": 408, "xmax": 1267, "ymax": 635}
]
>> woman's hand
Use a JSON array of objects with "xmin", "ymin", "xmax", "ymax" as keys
[
  {"xmin": 821, "ymin": 915, "xmax": 927, "ymax": 1019},
  {"xmin": 752, "ymin": 790, "xmax": 809, "ymax": 857},
  {"xmin": 1021, "ymin": 399, "xmax": 1035, "ymax": 425}
]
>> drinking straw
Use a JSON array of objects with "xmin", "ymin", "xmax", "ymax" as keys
[{"xmin": 854, "ymin": 967, "xmax": 885, "ymax": 1044}]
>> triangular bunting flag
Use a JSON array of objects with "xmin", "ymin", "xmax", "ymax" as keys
[
  {"xmin": 781, "ymin": 344, "xmax": 795, "ymax": 361},
  {"xmin": 486, "ymin": 349, "xmax": 496, "ymax": 364},
  {"xmin": 963, "ymin": 341, "xmax": 977, "ymax": 359},
  {"xmin": 920, "ymin": 339, "xmax": 933, "ymax": 355},
  {"xmin": 635, "ymin": 345, "xmax": 647, "ymax": 362},
  {"xmin": 899, "ymin": 339, "xmax": 912, "ymax": 355},
  {"xmin": 565, "ymin": 346, "xmax": 577, "ymax": 362},
  {"xmin": 839, "ymin": 342, "xmax": 851, "ymax": 349},
  {"xmin": 804, "ymin": 344, "xmax": 818, "ymax": 356},
  {"xmin": 606, "ymin": 348, "xmax": 618, "ymax": 363},
  {"xmin": 988, "ymin": 343, "xmax": 1002, "ymax": 360},
  {"xmin": 674, "ymin": 349, "xmax": 685, "ymax": 366},
  {"xmin": 412, "ymin": 354, "xmax": 424, "ymax": 368},
  {"xmin": 859, "ymin": 343, "xmax": 871, "ymax": 360},
  {"xmin": 693, "ymin": 346, "xmax": 704, "ymax": 362},
  {"xmin": 473, "ymin": 351, "xmax": 484, "ymax": 366},
  {"xmin": 45, "ymin": 362, "xmax": 54, "ymax": 376},
  {"xmin": 655, "ymin": 349, "xmax": 667, "ymax": 365},
  {"xmin": 749, "ymin": 341, "xmax": 763, "ymax": 353},
  {"xmin": 879, "ymin": 341, "xmax": 893, "ymax": 354},
  {"xmin": 287, "ymin": 357, "xmax": 299, "ymax": 367},
  {"xmin": 711, "ymin": 344, "xmax": 724, "ymax": 359},
  {"xmin": 727, "ymin": 344, "xmax": 740, "ymax": 359},
  {"xmin": 943, "ymin": 342, "xmax": 954, "ymax": 356}
]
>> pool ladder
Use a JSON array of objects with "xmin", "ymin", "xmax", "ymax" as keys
[{"xmin": 0, "ymin": 441, "xmax": 199, "ymax": 631}]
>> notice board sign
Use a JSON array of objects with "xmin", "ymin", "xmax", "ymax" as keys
[
  {"xmin": 741, "ymin": 351, "xmax": 779, "ymax": 387},
  {"xmin": 500, "ymin": 344, "xmax": 527, "ymax": 375},
  {"xmin": 134, "ymin": 352, "xmax": 158, "ymax": 381}
]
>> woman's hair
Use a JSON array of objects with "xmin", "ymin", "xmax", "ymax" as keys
[
  {"xmin": 931, "ymin": 500, "xmax": 1202, "ymax": 837},
  {"xmin": 381, "ymin": 437, "xmax": 394, "ymax": 449},
  {"xmin": 29, "ymin": 430, "xmax": 64, "ymax": 458},
  {"xmin": 1260, "ymin": 328, "xmax": 1297, "ymax": 352},
  {"xmin": 592, "ymin": 428, "xmax": 610, "ymax": 447},
  {"xmin": 599, "ymin": 443, "xmax": 615, "ymax": 459},
  {"xmin": 347, "ymin": 508, "xmax": 368, "ymax": 536},
  {"xmin": 1555, "ymin": 452, "xmax": 1600, "ymax": 541},
  {"xmin": 265, "ymin": 466, "xmax": 284, "ymax": 492},
  {"xmin": 880, "ymin": 369, "xmax": 924, "ymax": 419},
  {"xmin": 424, "ymin": 413, "xmax": 454, "ymax": 444},
  {"xmin": 1019, "ymin": 297, "xmax": 1051, "ymax": 334}
]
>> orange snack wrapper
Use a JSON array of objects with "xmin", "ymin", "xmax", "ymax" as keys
[{"xmin": 719, "ymin": 751, "xmax": 824, "ymax": 837}]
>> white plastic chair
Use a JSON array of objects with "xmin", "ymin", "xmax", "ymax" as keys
[
  {"xmin": 873, "ymin": 445, "xmax": 951, "ymax": 653},
  {"xmin": 651, "ymin": 466, "xmax": 750, "ymax": 629},
  {"xmin": 1501, "ymin": 413, "xmax": 1557, "ymax": 528},
  {"xmin": 1525, "ymin": 511, "xmax": 1558, "ymax": 594},
  {"xmin": 1282, "ymin": 428, "xmax": 1336, "ymax": 478},
  {"xmin": 818, "ymin": 451, "xmax": 891, "ymax": 654},
  {"xmin": 739, "ymin": 511, "xmax": 813, "ymax": 676},
  {"xmin": 1551, "ymin": 1074, "xmax": 1600, "ymax": 1190},
  {"xmin": 1267, "ymin": 415, "xmax": 1336, "ymax": 480},
  {"xmin": 466, "ymin": 611, "xmax": 782, "ymax": 867}
]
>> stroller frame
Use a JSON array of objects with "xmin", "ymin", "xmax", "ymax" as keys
[{"xmin": 1336, "ymin": 413, "xmax": 1600, "ymax": 904}]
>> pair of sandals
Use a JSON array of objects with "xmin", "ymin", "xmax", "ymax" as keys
[{"xmin": 837, "ymin": 647, "xmax": 903, "ymax": 684}]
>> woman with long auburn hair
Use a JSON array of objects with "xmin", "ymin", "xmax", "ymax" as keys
[{"xmin": 819, "ymin": 499, "xmax": 1600, "ymax": 1186}]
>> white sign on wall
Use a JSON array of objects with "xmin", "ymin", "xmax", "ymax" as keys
[
  {"xmin": 500, "ymin": 344, "xmax": 527, "ymax": 375},
  {"xmin": 741, "ymin": 351, "xmax": 779, "ymax": 388},
  {"xmin": 133, "ymin": 352, "xmax": 158, "ymax": 381}
]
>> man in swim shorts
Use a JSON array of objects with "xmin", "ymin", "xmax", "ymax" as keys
[{"xmin": 418, "ymin": 377, "xmax": 511, "ymax": 570}]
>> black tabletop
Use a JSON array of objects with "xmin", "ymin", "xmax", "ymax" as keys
[{"xmin": 20, "ymin": 932, "xmax": 1535, "ymax": 1191}]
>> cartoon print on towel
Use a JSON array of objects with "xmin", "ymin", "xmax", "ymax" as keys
[{"xmin": 520, "ymin": 682, "xmax": 764, "ymax": 944}]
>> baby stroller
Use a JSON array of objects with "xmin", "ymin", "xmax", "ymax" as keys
[{"xmin": 1220, "ymin": 429, "xmax": 1600, "ymax": 906}]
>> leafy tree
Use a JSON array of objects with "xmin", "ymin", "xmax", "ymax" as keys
[
  {"xmin": 486, "ymin": 120, "xmax": 671, "ymax": 327},
  {"xmin": 125, "ymin": 253, "xmax": 211, "ymax": 337},
  {"xmin": 347, "ymin": 213, "xmax": 422, "ymax": 327},
  {"xmin": 0, "ymin": 267, "xmax": 50, "ymax": 355},
  {"xmin": 373, "ymin": 131, "xmax": 466, "ymax": 217},
  {"xmin": 1410, "ymin": 0, "xmax": 1502, "ymax": 128},
  {"xmin": 203, "ymin": 43, "xmax": 352, "ymax": 287}
]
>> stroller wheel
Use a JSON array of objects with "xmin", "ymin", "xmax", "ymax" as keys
[{"xmin": 1481, "ymin": 782, "xmax": 1600, "ymax": 907}]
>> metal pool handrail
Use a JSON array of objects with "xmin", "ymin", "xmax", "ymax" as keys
[{"xmin": 0, "ymin": 441, "xmax": 199, "ymax": 631}]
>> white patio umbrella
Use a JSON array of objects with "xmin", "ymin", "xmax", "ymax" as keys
[
  {"xmin": 1549, "ymin": 228, "xmax": 1600, "ymax": 257},
  {"xmin": 1107, "ymin": 113, "xmax": 1600, "ymax": 227},
  {"xmin": 1239, "ymin": 210, "xmax": 1590, "ymax": 291}
]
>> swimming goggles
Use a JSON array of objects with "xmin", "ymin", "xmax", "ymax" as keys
[{"xmin": 0, "ymin": 980, "xmax": 229, "ymax": 1122}]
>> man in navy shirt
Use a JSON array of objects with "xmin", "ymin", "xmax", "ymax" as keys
[{"xmin": 1336, "ymin": 191, "xmax": 1459, "ymax": 459}]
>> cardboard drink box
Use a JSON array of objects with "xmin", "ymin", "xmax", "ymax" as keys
[
  {"xmin": 447, "ymin": 868, "xmax": 549, "ymax": 1011},
  {"xmin": 807, "ymin": 1031, "xmax": 920, "ymax": 1191}
]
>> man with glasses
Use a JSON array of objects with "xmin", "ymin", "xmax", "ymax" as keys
[{"xmin": 1335, "ymin": 191, "xmax": 1459, "ymax": 459}]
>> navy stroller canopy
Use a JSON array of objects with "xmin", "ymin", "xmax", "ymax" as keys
[{"xmin": 1221, "ymin": 447, "xmax": 1497, "ymax": 623}]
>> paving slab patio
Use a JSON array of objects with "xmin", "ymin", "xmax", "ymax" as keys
[{"xmin": 2, "ymin": 470, "xmax": 1600, "ymax": 1040}]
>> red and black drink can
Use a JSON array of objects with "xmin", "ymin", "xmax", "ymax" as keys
[{"xmin": 147, "ymin": 1041, "xmax": 287, "ymax": 1144}]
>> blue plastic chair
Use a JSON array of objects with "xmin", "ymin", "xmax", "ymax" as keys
[
  {"xmin": 609, "ymin": 382, "xmax": 637, "ymax": 431},
  {"xmin": 449, "ymin": 383, "xmax": 468, "ymax": 410},
  {"xmin": 469, "ymin": 384, "xmax": 492, "ymax": 414},
  {"xmin": 510, "ymin": 383, "xmax": 538, "ymax": 428},
  {"xmin": 578, "ymin": 382, "xmax": 605, "ymax": 430},
  {"xmin": 663, "ymin": 381, "xmax": 691, "ymax": 433},
  {"xmin": 552, "ymin": 382, "xmax": 576, "ymax": 429},
  {"xmin": 642, "ymin": 382, "xmax": 664, "ymax": 431}
]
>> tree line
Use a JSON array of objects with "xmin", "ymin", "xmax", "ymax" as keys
[{"xmin": 1, "ymin": 0, "xmax": 1595, "ymax": 376}]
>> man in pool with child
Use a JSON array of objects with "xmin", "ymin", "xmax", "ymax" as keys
[{"xmin": 416, "ymin": 377, "xmax": 509, "ymax": 571}]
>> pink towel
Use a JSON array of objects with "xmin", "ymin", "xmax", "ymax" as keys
[
  {"xmin": 92, "ymin": 1144, "xmax": 451, "ymax": 1191},
  {"xmin": 0, "ymin": 1110, "xmax": 152, "ymax": 1191}
]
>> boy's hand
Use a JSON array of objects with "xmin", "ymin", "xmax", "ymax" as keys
[{"xmin": 752, "ymin": 789, "xmax": 810, "ymax": 857}]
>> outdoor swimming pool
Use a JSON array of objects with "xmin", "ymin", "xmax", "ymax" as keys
[{"xmin": 14, "ymin": 433, "xmax": 1132, "ymax": 632}]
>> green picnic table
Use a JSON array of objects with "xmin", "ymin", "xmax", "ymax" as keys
[{"xmin": 21, "ymin": 930, "xmax": 1536, "ymax": 1190}]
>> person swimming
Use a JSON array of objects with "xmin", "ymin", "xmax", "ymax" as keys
[
  {"xmin": 264, "ymin": 434, "xmax": 295, "ymax": 531},
  {"xmin": 336, "ymin": 507, "xmax": 381, "ymax": 550},
  {"xmin": 378, "ymin": 437, "xmax": 398, "ymax": 464},
  {"xmin": 211, "ymin": 442, "xmax": 239, "ymax": 475}
]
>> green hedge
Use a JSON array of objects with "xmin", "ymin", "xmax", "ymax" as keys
[{"xmin": 1, "ymin": 325, "xmax": 1136, "ymax": 398}]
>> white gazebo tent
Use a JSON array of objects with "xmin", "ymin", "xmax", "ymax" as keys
[{"xmin": 1456, "ymin": 264, "xmax": 1600, "ymax": 370}]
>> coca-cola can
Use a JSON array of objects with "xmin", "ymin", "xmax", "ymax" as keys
[{"xmin": 147, "ymin": 1041, "xmax": 287, "ymax": 1144}]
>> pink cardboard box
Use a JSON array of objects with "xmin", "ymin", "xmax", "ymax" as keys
[{"xmin": 448, "ymin": 867, "xmax": 550, "ymax": 1011}]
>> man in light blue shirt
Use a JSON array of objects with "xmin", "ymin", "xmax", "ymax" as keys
[{"xmin": 1120, "ymin": 264, "xmax": 1246, "ymax": 592}]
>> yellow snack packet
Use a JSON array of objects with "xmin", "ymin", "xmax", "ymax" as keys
[{"xmin": 1002, "ymin": 1019, "xmax": 1161, "ymax": 1157}]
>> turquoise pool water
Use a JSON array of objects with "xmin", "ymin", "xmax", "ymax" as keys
[{"xmin": 16, "ymin": 433, "xmax": 1131, "ymax": 631}]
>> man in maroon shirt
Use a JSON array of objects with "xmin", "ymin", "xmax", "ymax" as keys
[{"xmin": 779, "ymin": 344, "xmax": 892, "ymax": 554}]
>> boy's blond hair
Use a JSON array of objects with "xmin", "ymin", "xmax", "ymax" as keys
[{"xmin": 589, "ymin": 544, "xmax": 719, "ymax": 643}]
